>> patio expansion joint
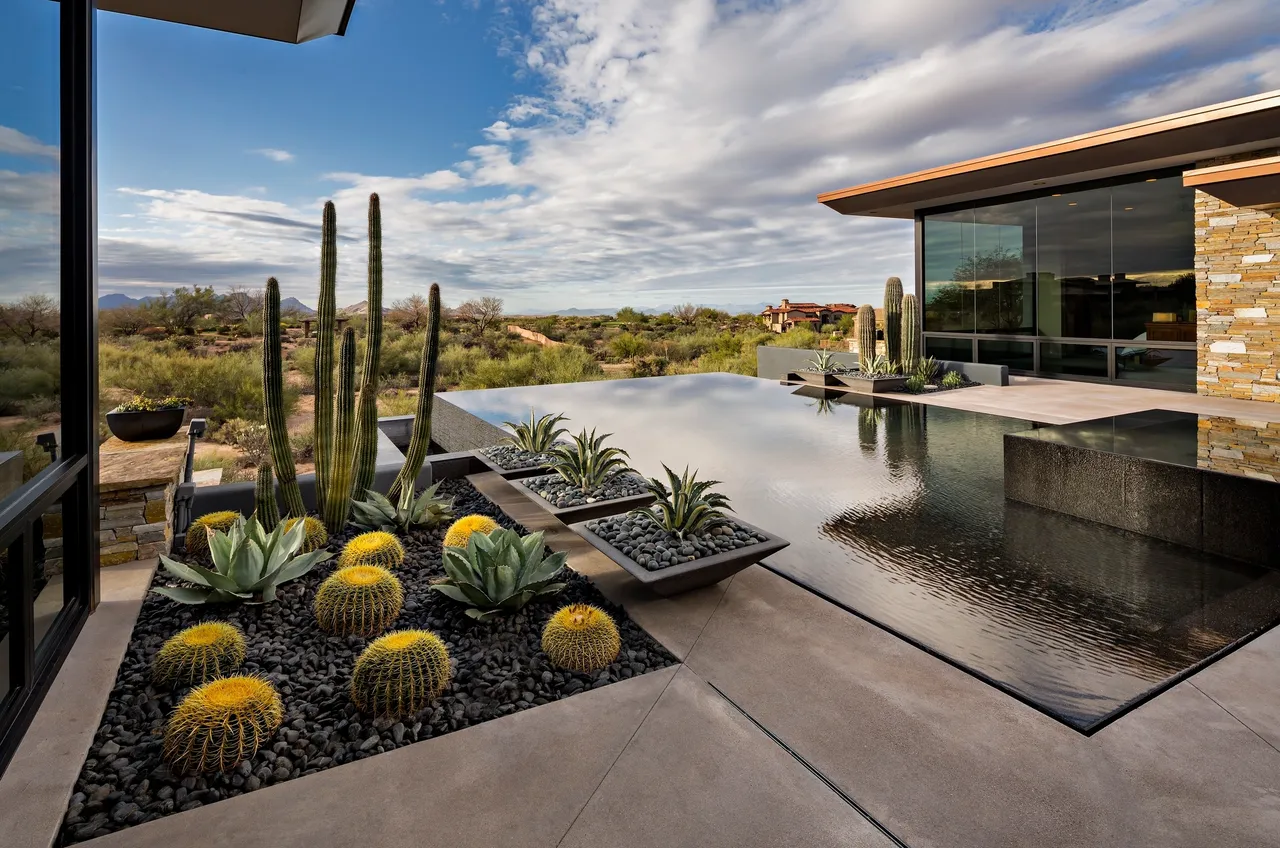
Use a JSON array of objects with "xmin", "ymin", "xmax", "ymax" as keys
[{"xmin": 1187, "ymin": 680, "xmax": 1280, "ymax": 757}]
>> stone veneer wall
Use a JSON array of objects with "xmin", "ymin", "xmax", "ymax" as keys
[
  {"xmin": 1197, "ymin": 415, "xmax": 1280, "ymax": 482},
  {"xmin": 1195, "ymin": 148, "xmax": 1280, "ymax": 402}
]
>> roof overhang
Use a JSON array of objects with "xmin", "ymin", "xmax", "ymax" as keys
[
  {"xmin": 1184, "ymin": 155, "xmax": 1280, "ymax": 211},
  {"xmin": 98, "ymin": 0, "xmax": 357, "ymax": 44},
  {"xmin": 819, "ymin": 89, "xmax": 1280, "ymax": 219}
]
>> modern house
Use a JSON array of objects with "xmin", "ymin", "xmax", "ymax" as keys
[
  {"xmin": 819, "ymin": 91, "xmax": 1280, "ymax": 397},
  {"xmin": 760, "ymin": 299, "xmax": 859, "ymax": 333},
  {"xmin": 0, "ymin": 0, "xmax": 357, "ymax": 775}
]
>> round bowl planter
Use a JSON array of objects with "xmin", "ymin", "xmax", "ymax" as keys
[{"xmin": 106, "ymin": 407, "xmax": 186, "ymax": 442}]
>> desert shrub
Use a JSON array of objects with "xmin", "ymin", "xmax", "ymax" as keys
[
  {"xmin": 0, "ymin": 424, "xmax": 52, "ymax": 481},
  {"xmin": 435, "ymin": 344, "xmax": 488, "ymax": 389},
  {"xmin": 170, "ymin": 335, "xmax": 201, "ymax": 351},
  {"xmin": 18, "ymin": 394, "xmax": 60, "ymax": 420},
  {"xmin": 459, "ymin": 344, "xmax": 602, "ymax": 390},
  {"xmin": 290, "ymin": 426, "xmax": 315, "ymax": 463},
  {"xmin": 0, "ymin": 342, "xmax": 60, "ymax": 415},
  {"xmin": 377, "ymin": 390, "xmax": 419, "ymax": 417},
  {"xmin": 608, "ymin": 332, "xmax": 648, "ymax": 361},
  {"xmin": 630, "ymin": 355, "xmax": 669, "ymax": 378},
  {"xmin": 213, "ymin": 418, "xmax": 271, "ymax": 466},
  {"xmin": 772, "ymin": 327, "xmax": 820, "ymax": 350},
  {"xmin": 379, "ymin": 331, "xmax": 427, "ymax": 381},
  {"xmin": 286, "ymin": 343, "xmax": 316, "ymax": 390}
]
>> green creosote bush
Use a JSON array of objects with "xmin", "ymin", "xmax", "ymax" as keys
[
  {"xmin": 941, "ymin": 369, "xmax": 965, "ymax": 389},
  {"xmin": 0, "ymin": 424, "xmax": 52, "ymax": 481},
  {"xmin": 904, "ymin": 375, "xmax": 927, "ymax": 393},
  {"xmin": 0, "ymin": 341, "xmax": 60, "ymax": 415},
  {"xmin": 458, "ymin": 345, "xmax": 602, "ymax": 390},
  {"xmin": 376, "ymin": 390, "xmax": 419, "ymax": 417}
]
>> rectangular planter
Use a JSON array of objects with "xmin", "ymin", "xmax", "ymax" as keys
[
  {"xmin": 470, "ymin": 448, "xmax": 553, "ymax": 481},
  {"xmin": 833, "ymin": 373, "xmax": 909, "ymax": 393},
  {"xmin": 514, "ymin": 476, "xmax": 656, "ymax": 524},
  {"xmin": 570, "ymin": 517, "xmax": 791, "ymax": 596},
  {"xmin": 785, "ymin": 370, "xmax": 842, "ymax": 387}
]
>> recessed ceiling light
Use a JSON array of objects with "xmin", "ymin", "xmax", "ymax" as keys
[
  {"xmin": 1068, "ymin": 202, "xmax": 1078, "ymax": 206},
  {"xmin": 1146, "ymin": 178, "xmax": 1157, "ymax": 182},
  {"xmin": 1124, "ymin": 206, "xmax": 1134, "ymax": 211},
  {"xmin": 1051, "ymin": 193, "xmax": 1061, "ymax": 197}
]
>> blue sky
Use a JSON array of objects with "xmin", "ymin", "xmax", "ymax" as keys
[{"xmin": 3, "ymin": 1, "xmax": 1280, "ymax": 312}]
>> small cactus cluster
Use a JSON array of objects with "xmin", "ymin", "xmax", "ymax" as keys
[
  {"xmin": 282, "ymin": 516, "xmax": 329, "ymax": 553},
  {"xmin": 152, "ymin": 622, "xmax": 246, "ymax": 687},
  {"xmin": 443, "ymin": 514, "xmax": 499, "ymax": 549},
  {"xmin": 541, "ymin": 604, "xmax": 620, "ymax": 673},
  {"xmin": 185, "ymin": 510, "xmax": 241, "ymax": 554},
  {"xmin": 350, "ymin": 630, "xmax": 452, "ymax": 719},
  {"xmin": 339, "ymin": 531, "xmax": 406, "ymax": 568},
  {"xmin": 163, "ymin": 675, "xmax": 284, "ymax": 774},
  {"xmin": 315, "ymin": 565, "xmax": 404, "ymax": 635}
]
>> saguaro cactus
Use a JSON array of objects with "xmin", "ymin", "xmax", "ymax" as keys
[
  {"xmin": 883, "ymin": 276, "xmax": 903, "ymax": 363},
  {"xmin": 254, "ymin": 463, "xmax": 279, "ymax": 531},
  {"xmin": 314, "ymin": 201, "xmax": 338, "ymax": 516},
  {"xmin": 856, "ymin": 304, "xmax": 876, "ymax": 367},
  {"xmin": 388, "ymin": 284, "xmax": 441, "ymax": 503},
  {"xmin": 352, "ymin": 194, "xmax": 384, "ymax": 500},
  {"xmin": 263, "ymin": 278, "xmax": 305, "ymax": 518},
  {"xmin": 901, "ymin": 293, "xmax": 921, "ymax": 371},
  {"xmin": 323, "ymin": 327, "xmax": 358, "ymax": 532}
]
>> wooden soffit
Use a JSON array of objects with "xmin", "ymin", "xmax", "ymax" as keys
[
  {"xmin": 97, "ymin": 0, "xmax": 356, "ymax": 44},
  {"xmin": 1184, "ymin": 155, "xmax": 1280, "ymax": 211},
  {"xmin": 819, "ymin": 89, "xmax": 1280, "ymax": 219}
]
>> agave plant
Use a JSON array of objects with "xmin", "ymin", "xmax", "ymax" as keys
[
  {"xmin": 154, "ymin": 516, "xmax": 331, "ymax": 604},
  {"xmin": 350, "ymin": 481, "xmax": 455, "ymax": 533},
  {"xmin": 546, "ymin": 428, "xmax": 632, "ymax": 492},
  {"xmin": 631, "ymin": 464, "xmax": 732, "ymax": 541},
  {"xmin": 431, "ymin": 528, "xmax": 568, "ymax": 620},
  {"xmin": 807, "ymin": 350, "xmax": 840, "ymax": 374},
  {"xmin": 913, "ymin": 355, "xmax": 940, "ymax": 382},
  {"xmin": 503, "ymin": 408, "xmax": 569, "ymax": 454},
  {"xmin": 857, "ymin": 354, "xmax": 901, "ymax": 378}
]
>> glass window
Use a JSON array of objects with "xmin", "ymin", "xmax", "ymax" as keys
[
  {"xmin": 1040, "ymin": 342, "xmax": 1109, "ymax": 379},
  {"xmin": 1115, "ymin": 346, "xmax": 1196, "ymax": 389},
  {"xmin": 922, "ymin": 209, "xmax": 975, "ymax": 332},
  {"xmin": 1111, "ymin": 176, "xmax": 1195, "ymax": 342},
  {"xmin": 925, "ymin": 336, "xmax": 973, "ymax": 363},
  {"xmin": 973, "ymin": 199, "xmax": 1035, "ymax": 334},
  {"xmin": 978, "ymin": 339, "xmax": 1034, "ymax": 371},
  {"xmin": 1036, "ymin": 186, "xmax": 1112, "ymax": 339}
]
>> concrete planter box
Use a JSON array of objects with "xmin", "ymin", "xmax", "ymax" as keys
[
  {"xmin": 570, "ymin": 517, "xmax": 791, "ymax": 596},
  {"xmin": 833, "ymin": 373, "xmax": 909, "ymax": 393},
  {"xmin": 471, "ymin": 448, "xmax": 555, "ymax": 481},
  {"xmin": 514, "ymin": 475, "xmax": 656, "ymax": 524},
  {"xmin": 785, "ymin": 370, "xmax": 842, "ymax": 387}
]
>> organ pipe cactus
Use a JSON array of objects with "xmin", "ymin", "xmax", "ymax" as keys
[
  {"xmin": 352, "ymin": 193, "xmax": 384, "ymax": 499},
  {"xmin": 263, "ymin": 278, "xmax": 305, "ymax": 517},
  {"xmin": 254, "ymin": 463, "xmax": 279, "ymax": 531},
  {"xmin": 883, "ymin": 276, "xmax": 903, "ymax": 363},
  {"xmin": 856, "ymin": 304, "xmax": 876, "ymax": 368},
  {"xmin": 322, "ymin": 327, "xmax": 358, "ymax": 532},
  {"xmin": 901, "ymin": 293, "xmax": 921, "ymax": 372},
  {"xmin": 314, "ymin": 201, "xmax": 338, "ymax": 517},
  {"xmin": 387, "ymin": 283, "xmax": 441, "ymax": 503}
]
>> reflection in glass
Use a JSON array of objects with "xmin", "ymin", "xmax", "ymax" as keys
[
  {"xmin": 1111, "ymin": 176, "xmax": 1195, "ymax": 342},
  {"xmin": 973, "ymin": 199, "xmax": 1035, "ymax": 334},
  {"xmin": 1037, "ymin": 185, "xmax": 1112, "ymax": 339},
  {"xmin": 1115, "ymin": 346, "xmax": 1196, "ymax": 389},
  {"xmin": 977, "ymin": 339, "xmax": 1034, "ymax": 371},
  {"xmin": 922, "ymin": 209, "xmax": 975, "ymax": 332},
  {"xmin": 0, "ymin": 1, "xmax": 63, "ymax": 511},
  {"xmin": 1040, "ymin": 342, "xmax": 1108, "ymax": 378},
  {"xmin": 924, "ymin": 336, "xmax": 973, "ymax": 363}
]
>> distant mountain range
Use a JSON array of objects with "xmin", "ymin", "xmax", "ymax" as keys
[
  {"xmin": 517, "ymin": 302, "xmax": 771, "ymax": 317},
  {"xmin": 98, "ymin": 292, "xmax": 316, "ymax": 314}
]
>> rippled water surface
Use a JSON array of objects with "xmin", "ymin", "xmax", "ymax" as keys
[{"xmin": 444, "ymin": 373, "xmax": 1280, "ymax": 729}]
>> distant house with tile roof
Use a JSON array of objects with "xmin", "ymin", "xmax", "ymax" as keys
[{"xmin": 760, "ymin": 299, "xmax": 858, "ymax": 333}]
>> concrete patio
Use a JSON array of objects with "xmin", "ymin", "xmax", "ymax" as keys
[{"xmin": 1, "ymin": 378, "xmax": 1278, "ymax": 848}]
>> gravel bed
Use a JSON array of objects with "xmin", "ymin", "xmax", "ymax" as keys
[
  {"xmin": 60, "ymin": 477, "xmax": 677, "ymax": 844},
  {"xmin": 891, "ymin": 377, "xmax": 983, "ymax": 395},
  {"xmin": 479, "ymin": 443, "xmax": 558, "ymax": 472},
  {"xmin": 517, "ymin": 473, "xmax": 648, "ymax": 509},
  {"xmin": 585, "ymin": 513, "xmax": 767, "ymax": 571}
]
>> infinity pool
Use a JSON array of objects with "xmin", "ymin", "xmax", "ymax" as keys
[{"xmin": 444, "ymin": 373, "xmax": 1280, "ymax": 730}]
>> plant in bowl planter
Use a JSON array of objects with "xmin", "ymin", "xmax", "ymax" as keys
[
  {"xmin": 571, "ymin": 465, "xmax": 790, "ymax": 596},
  {"xmin": 106, "ymin": 394, "xmax": 191, "ymax": 442},
  {"xmin": 475, "ymin": 409, "xmax": 570, "ymax": 479},
  {"xmin": 515, "ymin": 428, "xmax": 655, "ymax": 522}
]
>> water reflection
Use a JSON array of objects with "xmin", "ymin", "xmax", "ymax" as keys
[{"xmin": 445, "ymin": 374, "xmax": 1280, "ymax": 729}]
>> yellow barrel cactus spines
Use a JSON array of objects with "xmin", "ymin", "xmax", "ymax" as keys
[
  {"xmin": 163, "ymin": 675, "xmax": 284, "ymax": 774},
  {"xmin": 338, "ymin": 531, "xmax": 405, "ymax": 569},
  {"xmin": 152, "ymin": 621, "xmax": 247, "ymax": 687},
  {"xmin": 443, "ymin": 514, "xmax": 499, "ymax": 549},
  {"xmin": 282, "ymin": 516, "xmax": 329, "ymax": 553},
  {"xmin": 351, "ymin": 630, "xmax": 451, "ymax": 719},
  {"xmin": 541, "ymin": 604, "xmax": 621, "ymax": 673},
  {"xmin": 314, "ymin": 565, "xmax": 403, "ymax": 636},
  {"xmin": 185, "ymin": 510, "xmax": 241, "ymax": 554}
]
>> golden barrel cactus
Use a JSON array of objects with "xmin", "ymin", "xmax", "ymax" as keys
[
  {"xmin": 314, "ymin": 565, "xmax": 403, "ymax": 636},
  {"xmin": 350, "ymin": 630, "xmax": 451, "ymax": 719},
  {"xmin": 443, "ymin": 514, "xmax": 499, "ymax": 548},
  {"xmin": 163, "ymin": 675, "xmax": 284, "ymax": 774},
  {"xmin": 282, "ymin": 516, "xmax": 329, "ymax": 553},
  {"xmin": 338, "ymin": 531, "xmax": 405, "ymax": 569},
  {"xmin": 185, "ymin": 510, "xmax": 241, "ymax": 554},
  {"xmin": 541, "ymin": 604, "xmax": 621, "ymax": 673},
  {"xmin": 152, "ymin": 622, "xmax": 247, "ymax": 687}
]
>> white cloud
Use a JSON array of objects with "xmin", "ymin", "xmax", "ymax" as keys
[
  {"xmin": 0, "ymin": 125, "xmax": 59, "ymax": 160},
  {"xmin": 250, "ymin": 148, "xmax": 295, "ymax": 162},
  {"xmin": 102, "ymin": 0, "xmax": 1280, "ymax": 310}
]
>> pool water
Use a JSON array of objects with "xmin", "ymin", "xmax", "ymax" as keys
[{"xmin": 444, "ymin": 373, "xmax": 1280, "ymax": 730}]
